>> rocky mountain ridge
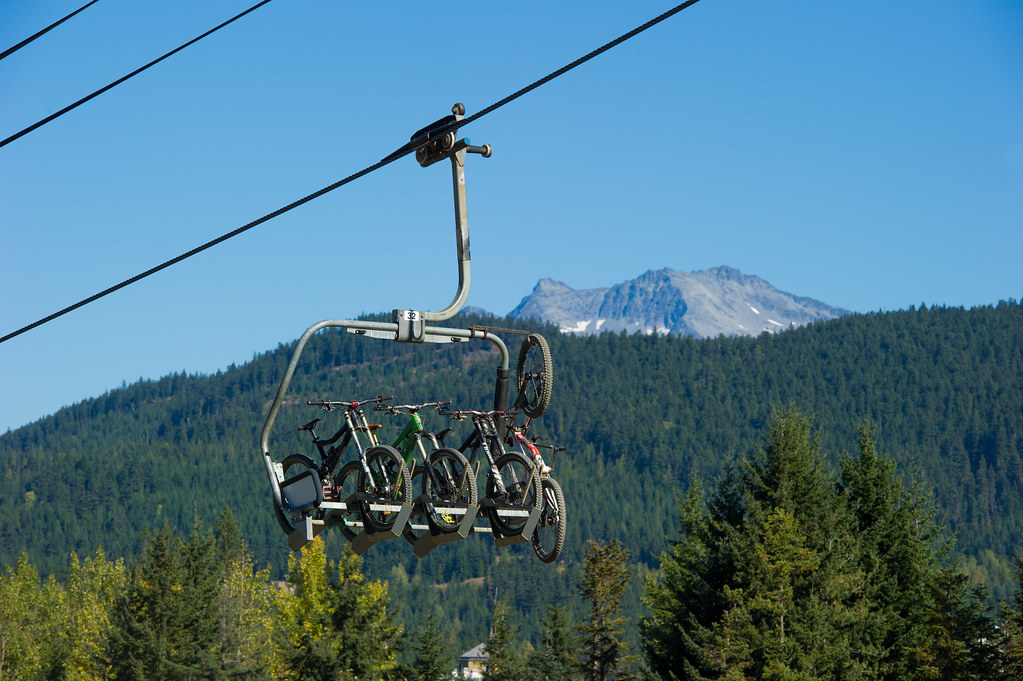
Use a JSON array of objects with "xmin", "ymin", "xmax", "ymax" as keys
[{"xmin": 509, "ymin": 266, "xmax": 850, "ymax": 338}]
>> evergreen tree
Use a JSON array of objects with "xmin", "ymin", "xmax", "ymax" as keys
[
  {"xmin": 483, "ymin": 599, "xmax": 526, "ymax": 681},
  {"xmin": 1001, "ymin": 556, "xmax": 1023, "ymax": 678},
  {"xmin": 837, "ymin": 421, "xmax": 944, "ymax": 679},
  {"xmin": 211, "ymin": 510, "xmax": 277, "ymax": 680},
  {"xmin": 642, "ymin": 408, "xmax": 942, "ymax": 680},
  {"xmin": 106, "ymin": 525, "xmax": 218, "ymax": 679},
  {"xmin": 529, "ymin": 605, "xmax": 579, "ymax": 681},
  {"xmin": 577, "ymin": 539, "xmax": 636, "ymax": 681},
  {"xmin": 403, "ymin": 611, "xmax": 454, "ymax": 681},
  {"xmin": 917, "ymin": 567, "xmax": 1004, "ymax": 680}
]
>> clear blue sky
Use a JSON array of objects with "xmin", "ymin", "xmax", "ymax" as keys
[{"xmin": 2, "ymin": 0, "xmax": 1021, "ymax": 433}]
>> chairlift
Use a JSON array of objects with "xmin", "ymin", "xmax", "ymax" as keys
[{"xmin": 260, "ymin": 104, "xmax": 560, "ymax": 557}]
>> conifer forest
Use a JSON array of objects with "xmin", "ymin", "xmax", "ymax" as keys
[{"xmin": 2, "ymin": 301, "xmax": 1022, "ymax": 679}]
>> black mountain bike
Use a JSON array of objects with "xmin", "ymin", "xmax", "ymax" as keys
[{"xmin": 274, "ymin": 396, "xmax": 412, "ymax": 536}]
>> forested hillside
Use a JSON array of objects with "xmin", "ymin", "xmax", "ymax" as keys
[{"xmin": 2, "ymin": 301, "xmax": 1021, "ymax": 654}]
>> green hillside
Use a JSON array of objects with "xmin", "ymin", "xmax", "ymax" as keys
[{"xmin": 2, "ymin": 301, "xmax": 1021, "ymax": 653}]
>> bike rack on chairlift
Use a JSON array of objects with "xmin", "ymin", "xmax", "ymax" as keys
[{"xmin": 259, "ymin": 104, "xmax": 540, "ymax": 554}]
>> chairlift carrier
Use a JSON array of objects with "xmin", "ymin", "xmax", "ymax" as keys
[{"xmin": 260, "ymin": 104, "xmax": 537, "ymax": 553}]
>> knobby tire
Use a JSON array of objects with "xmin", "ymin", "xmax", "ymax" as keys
[
  {"xmin": 532, "ymin": 476, "xmax": 566, "ymax": 563},
  {"xmin": 516, "ymin": 333, "xmax": 553, "ymax": 418},
  {"xmin": 422, "ymin": 447, "xmax": 478, "ymax": 531},
  {"xmin": 486, "ymin": 451, "xmax": 542, "ymax": 535}
]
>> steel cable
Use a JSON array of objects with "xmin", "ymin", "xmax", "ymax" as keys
[
  {"xmin": 0, "ymin": 0, "xmax": 273, "ymax": 149},
  {"xmin": 0, "ymin": 0, "xmax": 101, "ymax": 61},
  {"xmin": 0, "ymin": 0, "xmax": 703, "ymax": 344}
]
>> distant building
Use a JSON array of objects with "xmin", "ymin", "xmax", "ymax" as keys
[{"xmin": 454, "ymin": 642, "xmax": 487, "ymax": 678}]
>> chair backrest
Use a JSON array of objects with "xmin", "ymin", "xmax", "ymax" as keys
[{"xmin": 280, "ymin": 469, "xmax": 323, "ymax": 514}]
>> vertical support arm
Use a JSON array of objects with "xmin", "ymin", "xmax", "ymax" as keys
[{"xmin": 421, "ymin": 147, "xmax": 470, "ymax": 324}]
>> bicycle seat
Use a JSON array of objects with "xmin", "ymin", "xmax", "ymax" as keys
[
  {"xmin": 356, "ymin": 423, "xmax": 383, "ymax": 433},
  {"xmin": 297, "ymin": 418, "xmax": 321, "ymax": 432},
  {"xmin": 435, "ymin": 426, "xmax": 453, "ymax": 442}
]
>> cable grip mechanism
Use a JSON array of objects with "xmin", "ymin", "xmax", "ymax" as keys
[{"xmin": 411, "ymin": 103, "xmax": 492, "ymax": 168}]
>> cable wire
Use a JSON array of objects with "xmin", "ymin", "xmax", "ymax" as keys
[
  {"xmin": 0, "ymin": 0, "xmax": 703, "ymax": 345},
  {"xmin": 0, "ymin": 0, "xmax": 101, "ymax": 61},
  {"xmin": 0, "ymin": 0, "xmax": 273, "ymax": 150}
]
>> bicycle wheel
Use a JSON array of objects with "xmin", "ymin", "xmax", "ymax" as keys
[
  {"xmin": 516, "ymin": 333, "xmax": 553, "ymax": 418},
  {"xmin": 402, "ymin": 464, "xmax": 427, "ymax": 544},
  {"xmin": 485, "ymin": 451, "xmax": 542, "ymax": 536},
  {"xmin": 358, "ymin": 445, "xmax": 412, "ymax": 532},
  {"xmin": 422, "ymin": 447, "xmax": 478, "ymax": 531},
  {"xmin": 273, "ymin": 454, "xmax": 318, "ymax": 535},
  {"xmin": 532, "ymin": 476, "xmax": 566, "ymax": 563},
  {"xmin": 335, "ymin": 459, "xmax": 366, "ymax": 528}
]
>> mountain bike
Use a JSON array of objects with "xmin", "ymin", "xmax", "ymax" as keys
[
  {"xmin": 440, "ymin": 408, "xmax": 542, "ymax": 538},
  {"xmin": 510, "ymin": 432, "xmax": 566, "ymax": 563},
  {"xmin": 374, "ymin": 401, "xmax": 478, "ymax": 534},
  {"xmin": 274, "ymin": 395, "xmax": 412, "ymax": 536}
]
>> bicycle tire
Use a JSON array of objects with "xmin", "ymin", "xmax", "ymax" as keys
[
  {"xmin": 273, "ymin": 453, "xmax": 318, "ymax": 535},
  {"xmin": 358, "ymin": 445, "xmax": 412, "ymax": 532},
  {"xmin": 532, "ymin": 476, "xmax": 566, "ymax": 563},
  {"xmin": 335, "ymin": 459, "xmax": 366, "ymax": 534},
  {"xmin": 402, "ymin": 464, "xmax": 427, "ymax": 544},
  {"xmin": 422, "ymin": 447, "xmax": 478, "ymax": 531},
  {"xmin": 485, "ymin": 451, "xmax": 542, "ymax": 536},
  {"xmin": 516, "ymin": 333, "xmax": 553, "ymax": 418}
]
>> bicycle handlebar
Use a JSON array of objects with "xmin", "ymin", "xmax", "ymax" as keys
[
  {"xmin": 374, "ymin": 400, "xmax": 451, "ymax": 414},
  {"xmin": 531, "ymin": 441, "xmax": 567, "ymax": 452},
  {"xmin": 438, "ymin": 407, "xmax": 507, "ymax": 419},
  {"xmin": 307, "ymin": 395, "xmax": 394, "ymax": 411}
]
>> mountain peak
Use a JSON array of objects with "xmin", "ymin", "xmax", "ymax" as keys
[{"xmin": 509, "ymin": 266, "xmax": 849, "ymax": 338}]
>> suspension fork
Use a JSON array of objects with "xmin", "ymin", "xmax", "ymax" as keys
[
  {"xmin": 509, "ymin": 433, "xmax": 541, "ymax": 496},
  {"xmin": 474, "ymin": 416, "xmax": 509, "ymax": 495},
  {"xmin": 343, "ymin": 409, "xmax": 376, "ymax": 481},
  {"xmin": 413, "ymin": 431, "xmax": 446, "ymax": 491}
]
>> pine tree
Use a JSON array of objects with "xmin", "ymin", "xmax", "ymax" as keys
[
  {"xmin": 483, "ymin": 599, "xmax": 526, "ymax": 681},
  {"xmin": 529, "ymin": 605, "xmax": 579, "ymax": 681},
  {"xmin": 577, "ymin": 539, "xmax": 635, "ymax": 681},
  {"xmin": 106, "ymin": 526, "xmax": 195, "ymax": 679},
  {"xmin": 837, "ymin": 421, "xmax": 943, "ymax": 679},
  {"xmin": 917, "ymin": 568, "xmax": 1004, "ymax": 680},
  {"xmin": 642, "ymin": 409, "xmax": 896, "ymax": 680},
  {"xmin": 1001, "ymin": 556, "xmax": 1023, "ymax": 678},
  {"xmin": 211, "ymin": 510, "xmax": 277, "ymax": 680},
  {"xmin": 404, "ymin": 611, "xmax": 454, "ymax": 681}
]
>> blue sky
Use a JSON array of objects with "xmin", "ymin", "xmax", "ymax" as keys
[{"xmin": 1, "ymin": 0, "xmax": 1021, "ymax": 433}]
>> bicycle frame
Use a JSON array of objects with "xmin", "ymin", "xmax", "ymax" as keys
[
  {"xmin": 380, "ymin": 403, "xmax": 448, "ymax": 490},
  {"xmin": 456, "ymin": 413, "xmax": 516, "ymax": 496},
  {"xmin": 304, "ymin": 400, "xmax": 385, "ymax": 485},
  {"xmin": 391, "ymin": 412, "xmax": 429, "ymax": 462}
]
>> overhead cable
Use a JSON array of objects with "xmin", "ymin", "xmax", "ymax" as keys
[
  {"xmin": 0, "ymin": 0, "xmax": 101, "ymax": 61},
  {"xmin": 0, "ymin": 0, "xmax": 703, "ymax": 345},
  {"xmin": 0, "ymin": 0, "xmax": 273, "ymax": 150}
]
